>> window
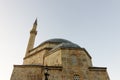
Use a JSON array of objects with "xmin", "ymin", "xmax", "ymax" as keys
[
  {"xmin": 71, "ymin": 55, "xmax": 78, "ymax": 65},
  {"xmin": 73, "ymin": 75, "xmax": 80, "ymax": 80}
]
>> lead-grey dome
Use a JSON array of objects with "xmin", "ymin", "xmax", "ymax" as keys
[
  {"xmin": 42, "ymin": 38, "xmax": 72, "ymax": 44},
  {"xmin": 41, "ymin": 38, "xmax": 81, "ymax": 52}
]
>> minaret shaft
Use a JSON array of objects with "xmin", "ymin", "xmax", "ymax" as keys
[{"xmin": 25, "ymin": 19, "xmax": 37, "ymax": 57}]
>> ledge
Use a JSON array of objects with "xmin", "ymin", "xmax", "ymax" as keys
[
  {"xmin": 24, "ymin": 48, "xmax": 51, "ymax": 59},
  {"xmin": 89, "ymin": 67, "xmax": 107, "ymax": 71},
  {"xmin": 14, "ymin": 64, "xmax": 43, "ymax": 68},
  {"xmin": 14, "ymin": 65, "xmax": 62, "ymax": 70}
]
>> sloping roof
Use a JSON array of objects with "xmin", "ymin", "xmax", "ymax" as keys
[
  {"xmin": 50, "ymin": 42, "xmax": 81, "ymax": 51},
  {"xmin": 55, "ymin": 42, "xmax": 80, "ymax": 48}
]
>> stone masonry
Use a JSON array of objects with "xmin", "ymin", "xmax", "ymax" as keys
[{"xmin": 10, "ymin": 20, "xmax": 110, "ymax": 80}]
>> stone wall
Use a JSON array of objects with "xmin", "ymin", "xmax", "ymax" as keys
[
  {"xmin": 88, "ymin": 67, "xmax": 110, "ymax": 80},
  {"xmin": 23, "ymin": 42, "xmax": 60, "ymax": 65},
  {"xmin": 11, "ymin": 41, "xmax": 110, "ymax": 80},
  {"xmin": 60, "ymin": 48, "xmax": 93, "ymax": 80},
  {"xmin": 61, "ymin": 48, "xmax": 92, "ymax": 69},
  {"xmin": 44, "ymin": 50, "xmax": 62, "ymax": 66},
  {"xmin": 10, "ymin": 65, "xmax": 42, "ymax": 80},
  {"xmin": 44, "ymin": 69, "xmax": 62, "ymax": 80},
  {"xmin": 23, "ymin": 49, "xmax": 47, "ymax": 64}
]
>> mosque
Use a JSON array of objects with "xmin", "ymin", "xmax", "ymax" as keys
[{"xmin": 10, "ymin": 19, "xmax": 110, "ymax": 80}]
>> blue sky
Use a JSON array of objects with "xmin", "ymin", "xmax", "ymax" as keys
[{"xmin": 0, "ymin": 0, "xmax": 119, "ymax": 80}]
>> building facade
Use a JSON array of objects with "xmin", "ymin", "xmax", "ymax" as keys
[{"xmin": 10, "ymin": 20, "xmax": 110, "ymax": 80}]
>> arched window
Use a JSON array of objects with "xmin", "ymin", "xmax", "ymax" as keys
[
  {"xmin": 73, "ymin": 74, "xmax": 80, "ymax": 80},
  {"xmin": 71, "ymin": 55, "xmax": 78, "ymax": 65}
]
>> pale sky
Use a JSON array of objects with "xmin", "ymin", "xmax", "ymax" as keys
[{"xmin": 0, "ymin": 0, "xmax": 119, "ymax": 80}]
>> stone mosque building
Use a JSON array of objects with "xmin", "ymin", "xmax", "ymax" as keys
[{"xmin": 10, "ymin": 19, "xmax": 110, "ymax": 80}]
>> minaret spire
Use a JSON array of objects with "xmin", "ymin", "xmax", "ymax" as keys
[
  {"xmin": 25, "ymin": 19, "xmax": 37, "ymax": 57},
  {"xmin": 34, "ymin": 18, "xmax": 37, "ymax": 25},
  {"xmin": 31, "ymin": 18, "xmax": 37, "ymax": 32}
]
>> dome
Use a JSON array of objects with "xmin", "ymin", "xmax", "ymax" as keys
[
  {"xmin": 42, "ymin": 38, "xmax": 72, "ymax": 43},
  {"xmin": 41, "ymin": 38, "xmax": 81, "ymax": 52}
]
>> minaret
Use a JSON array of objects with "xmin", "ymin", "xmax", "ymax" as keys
[{"xmin": 25, "ymin": 19, "xmax": 37, "ymax": 57}]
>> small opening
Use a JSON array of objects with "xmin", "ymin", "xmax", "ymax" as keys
[{"xmin": 73, "ymin": 74, "xmax": 80, "ymax": 80}]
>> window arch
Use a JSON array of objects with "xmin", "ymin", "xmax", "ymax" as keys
[{"xmin": 73, "ymin": 74, "xmax": 80, "ymax": 80}]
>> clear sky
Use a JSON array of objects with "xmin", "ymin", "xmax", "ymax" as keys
[{"xmin": 0, "ymin": 0, "xmax": 119, "ymax": 80}]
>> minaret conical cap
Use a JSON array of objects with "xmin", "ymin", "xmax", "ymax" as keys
[{"xmin": 34, "ymin": 18, "xmax": 37, "ymax": 25}]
